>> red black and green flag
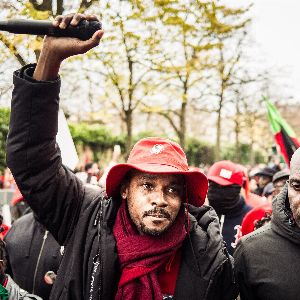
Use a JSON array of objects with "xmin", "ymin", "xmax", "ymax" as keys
[{"xmin": 266, "ymin": 98, "xmax": 300, "ymax": 167}]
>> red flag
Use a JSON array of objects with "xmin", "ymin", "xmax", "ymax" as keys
[{"xmin": 266, "ymin": 98, "xmax": 300, "ymax": 167}]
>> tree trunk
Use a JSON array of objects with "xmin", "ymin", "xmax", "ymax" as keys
[
  {"xmin": 125, "ymin": 110, "xmax": 133, "ymax": 156},
  {"xmin": 235, "ymin": 99, "xmax": 241, "ymax": 162},
  {"xmin": 0, "ymin": 34, "xmax": 26, "ymax": 66},
  {"xmin": 235, "ymin": 127, "xmax": 241, "ymax": 162},
  {"xmin": 179, "ymin": 92, "xmax": 187, "ymax": 149},
  {"xmin": 56, "ymin": 0, "xmax": 64, "ymax": 15},
  {"xmin": 249, "ymin": 127, "xmax": 255, "ymax": 165},
  {"xmin": 215, "ymin": 106, "xmax": 221, "ymax": 161}
]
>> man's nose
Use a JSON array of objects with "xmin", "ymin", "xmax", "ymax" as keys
[{"xmin": 150, "ymin": 189, "xmax": 168, "ymax": 207}]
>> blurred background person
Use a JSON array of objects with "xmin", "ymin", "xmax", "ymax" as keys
[
  {"xmin": 238, "ymin": 164, "xmax": 266, "ymax": 208},
  {"xmin": 253, "ymin": 167, "xmax": 276, "ymax": 196},
  {"xmin": 272, "ymin": 169, "xmax": 290, "ymax": 197},
  {"xmin": 98, "ymin": 144, "xmax": 121, "ymax": 188},
  {"xmin": 75, "ymin": 162, "xmax": 101, "ymax": 185}
]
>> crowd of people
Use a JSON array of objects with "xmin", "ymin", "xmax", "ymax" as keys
[{"xmin": 0, "ymin": 12, "xmax": 299, "ymax": 300}]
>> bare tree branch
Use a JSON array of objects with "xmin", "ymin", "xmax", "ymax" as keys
[{"xmin": 0, "ymin": 34, "xmax": 26, "ymax": 66}]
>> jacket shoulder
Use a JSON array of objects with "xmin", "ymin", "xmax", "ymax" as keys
[
  {"xmin": 4, "ymin": 213, "xmax": 35, "ymax": 242},
  {"xmin": 234, "ymin": 223, "xmax": 274, "ymax": 266},
  {"xmin": 236, "ymin": 224, "xmax": 273, "ymax": 257},
  {"xmin": 240, "ymin": 223, "xmax": 272, "ymax": 245}
]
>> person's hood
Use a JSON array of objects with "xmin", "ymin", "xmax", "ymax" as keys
[{"xmin": 271, "ymin": 184, "xmax": 300, "ymax": 244}]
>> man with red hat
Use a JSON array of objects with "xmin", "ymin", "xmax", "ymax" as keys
[
  {"xmin": 207, "ymin": 161, "xmax": 252, "ymax": 255},
  {"xmin": 6, "ymin": 13, "xmax": 237, "ymax": 300}
]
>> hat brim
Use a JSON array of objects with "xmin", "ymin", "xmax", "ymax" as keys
[
  {"xmin": 255, "ymin": 172, "xmax": 273, "ymax": 178},
  {"xmin": 106, "ymin": 163, "xmax": 208, "ymax": 207},
  {"xmin": 207, "ymin": 175, "xmax": 233, "ymax": 186}
]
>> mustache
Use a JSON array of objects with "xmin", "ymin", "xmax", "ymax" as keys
[{"xmin": 142, "ymin": 208, "xmax": 171, "ymax": 220}]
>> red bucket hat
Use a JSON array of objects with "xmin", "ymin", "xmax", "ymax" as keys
[
  {"xmin": 106, "ymin": 137, "xmax": 208, "ymax": 207},
  {"xmin": 207, "ymin": 160, "xmax": 243, "ymax": 186}
]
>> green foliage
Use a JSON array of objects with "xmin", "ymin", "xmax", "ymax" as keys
[
  {"xmin": 185, "ymin": 138, "xmax": 215, "ymax": 166},
  {"xmin": 133, "ymin": 130, "xmax": 167, "ymax": 143},
  {"xmin": 68, "ymin": 123, "xmax": 126, "ymax": 160},
  {"xmin": 20, "ymin": 1, "xmax": 50, "ymax": 19},
  {"xmin": 0, "ymin": 110, "xmax": 266, "ymax": 173},
  {"xmin": 222, "ymin": 143, "xmax": 265, "ymax": 164},
  {"xmin": 0, "ymin": 108, "xmax": 10, "ymax": 172}
]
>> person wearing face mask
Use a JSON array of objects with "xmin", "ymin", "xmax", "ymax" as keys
[{"xmin": 207, "ymin": 161, "xmax": 252, "ymax": 255}]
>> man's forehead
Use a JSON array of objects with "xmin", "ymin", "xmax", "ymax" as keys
[
  {"xmin": 290, "ymin": 149, "xmax": 300, "ymax": 173},
  {"xmin": 289, "ymin": 173, "xmax": 300, "ymax": 181},
  {"xmin": 131, "ymin": 170, "xmax": 184, "ymax": 182}
]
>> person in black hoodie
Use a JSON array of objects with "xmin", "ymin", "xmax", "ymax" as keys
[
  {"xmin": 0, "ymin": 215, "xmax": 42, "ymax": 300},
  {"xmin": 4, "ymin": 212, "xmax": 63, "ymax": 300},
  {"xmin": 207, "ymin": 161, "xmax": 252, "ymax": 255},
  {"xmin": 234, "ymin": 147, "xmax": 300, "ymax": 300},
  {"xmin": 5, "ymin": 13, "xmax": 237, "ymax": 300}
]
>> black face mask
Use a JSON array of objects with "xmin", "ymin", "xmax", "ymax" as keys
[{"xmin": 207, "ymin": 181, "xmax": 242, "ymax": 215}]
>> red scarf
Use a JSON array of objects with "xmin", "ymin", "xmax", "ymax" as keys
[{"xmin": 113, "ymin": 201, "xmax": 187, "ymax": 300}]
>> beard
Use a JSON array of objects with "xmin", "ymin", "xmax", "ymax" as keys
[
  {"xmin": 128, "ymin": 205, "xmax": 176, "ymax": 236},
  {"xmin": 139, "ymin": 222, "xmax": 169, "ymax": 236},
  {"xmin": 290, "ymin": 202, "xmax": 300, "ymax": 227}
]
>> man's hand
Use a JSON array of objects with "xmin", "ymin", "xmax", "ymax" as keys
[{"xmin": 33, "ymin": 13, "xmax": 104, "ymax": 81}]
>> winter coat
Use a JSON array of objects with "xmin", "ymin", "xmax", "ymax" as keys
[
  {"xmin": 4, "ymin": 212, "xmax": 62, "ymax": 300},
  {"xmin": 234, "ymin": 184, "xmax": 300, "ymax": 300},
  {"xmin": 218, "ymin": 197, "xmax": 252, "ymax": 255},
  {"xmin": 6, "ymin": 64, "xmax": 238, "ymax": 300}
]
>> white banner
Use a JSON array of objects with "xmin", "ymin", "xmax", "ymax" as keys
[{"xmin": 56, "ymin": 110, "xmax": 79, "ymax": 171}]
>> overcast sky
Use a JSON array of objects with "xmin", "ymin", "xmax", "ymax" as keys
[{"xmin": 227, "ymin": 0, "xmax": 300, "ymax": 102}]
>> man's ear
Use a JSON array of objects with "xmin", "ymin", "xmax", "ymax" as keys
[{"xmin": 120, "ymin": 184, "xmax": 128, "ymax": 199}]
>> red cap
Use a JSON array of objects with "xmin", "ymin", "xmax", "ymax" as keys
[
  {"xmin": 12, "ymin": 186, "xmax": 24, "ymax": 206},
  {"xmin": 241, "ymin": 204, "xmax": 272, "ymax": 236},
  {"xmin": 207, "ymin": 160, "xmax": 243, "ymax": 186},
  {"xmin": 106, "ymin": 137, "xmax": 208, "ymax": 207}
]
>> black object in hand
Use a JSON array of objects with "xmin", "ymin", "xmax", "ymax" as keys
[{"xmin": 0, "ymin": 19, "xmax": 102, "ymax": 41}]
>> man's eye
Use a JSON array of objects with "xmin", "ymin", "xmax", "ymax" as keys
[
  {"xmin": 167, "ymin": 187, "xmax": 180, "ymax": 195},
  {"xmin": 291, "ymin": 182, "xmax": 300, "ymax": 190},
  {"xmin": 142, "ymin": 183, "xmax": 153, "ymax": 190}
]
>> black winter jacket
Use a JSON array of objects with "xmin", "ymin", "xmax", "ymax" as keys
[
  {"xmin": 217, "ymin": 196, "xmax": 252, "ymax": 255},
  {"xmin": 7, "ymin": 64, "xmax": 238, "ymax": 300},
  {"xmin": 234, "ymin": 184, "xmax": 300, "ymax": 300},
  {"xmin": 4, "ymin": 212, "xmax": 62, "ymax": 300}
]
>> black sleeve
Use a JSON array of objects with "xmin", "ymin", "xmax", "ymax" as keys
[
  {"xmin": 6, "ymin": 64, "xmax": 86, "ymax": 245},
  {"xmin": 233, "ymin": 240, "xmax": 256, "ymax": 300},
  {"xmin": 207, "ymin": 253, "xmax": 239, "ymax": 300}
]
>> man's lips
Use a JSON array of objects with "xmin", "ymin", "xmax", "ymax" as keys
[
  {"xmin": 143, "ymin": 209, "xmax": 171, "ymax": 220},
  {"xmin": 147, "ymin": 214, "xmax": 167, "ymax": 219}
]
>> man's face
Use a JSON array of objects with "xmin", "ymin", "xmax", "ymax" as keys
[
  {"xmin": 122, "ymin": 171, "xmax": 184, "ymax": 236},
  {"xmin": 288, "ymin": 173, "xmax": 300, "ymax": 227},
  {"xmin": 258, "ymin": 175, "xmax": 271, "ymax": 188}
]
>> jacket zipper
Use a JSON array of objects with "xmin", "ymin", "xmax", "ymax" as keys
[
  {"xmin": 32, "ymin": 230, "xmax": 48, "ymax": 294},
  {"xmin": 219, "ymin": 214, "xmax": 225, "ymax": 234},
  {"xmin": 97, "ymin": 200, "xmax": 103, "ymax": 300},
  {"xmin": 89, "ymin": 200, "xmax": 104, "ymax": 300}
]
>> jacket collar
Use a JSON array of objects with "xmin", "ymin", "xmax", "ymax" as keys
[{"xmin": 271, "ymin": 184, "xmax": 300, "ymax": 244}]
